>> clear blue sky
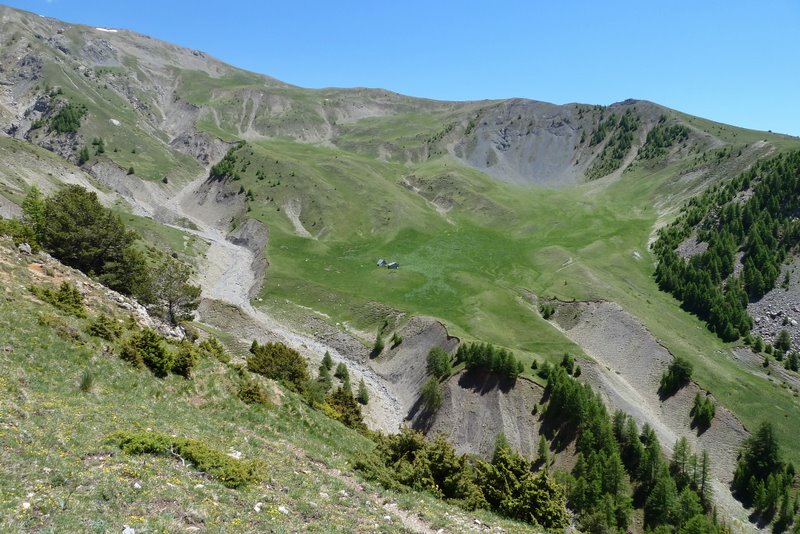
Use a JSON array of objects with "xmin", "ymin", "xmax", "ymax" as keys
[{"xmin": 5, "ymin": 1, "xmax": 799, "ymax": 135}]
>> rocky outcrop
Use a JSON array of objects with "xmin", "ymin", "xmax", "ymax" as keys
[
  {"xmin": 420, "ymin": 371, "xmax": 546, "ymax": 460},
  {"xmin": 748, "ymin": 258, "xmax": 800, "ymax": 349},
  {"xmin": 370, "ymin": 317, "xmax": 459, "ymax": 418}
]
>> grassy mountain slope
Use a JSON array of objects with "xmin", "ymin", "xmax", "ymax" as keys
[
  {"xmin": 4, "ymin": 5, "xmax": 800, "ymax": 529},
  {"xmin": 0, "ymin": 238, "xmax": 535, "ymax": 533}
]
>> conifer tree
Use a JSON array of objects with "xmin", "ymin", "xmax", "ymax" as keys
[
  {"xmin": 356, "ymin": 378, "xmax": 369, "ymax": 405},
  {"xmin": 321, "ymin": 351, "xmax": 333, "ymax": 370},
  {"xmin": 21, "ymin": 185, "xmax": 45, "ymax": 243}
]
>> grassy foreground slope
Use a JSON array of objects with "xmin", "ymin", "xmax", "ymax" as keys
[{"xmin": 0, "ymin": 238, "xmax": 534, "ymax": 533}]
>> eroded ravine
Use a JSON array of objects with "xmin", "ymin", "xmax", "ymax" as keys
[{"xmin": 93, "ymin": 167, "xmax": 406, "ymax": 433}]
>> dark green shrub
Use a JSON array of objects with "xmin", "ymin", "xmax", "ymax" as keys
[
  {"xmin": 38, "ymin": 312, "xmax": 84, "ymax": 343},
  {"xmin": 30, "ymin": 281, "xmax": 85, "ymax": 317},
  {"xmin": 247, "ymin": 342, "xmax": 310, "ymax": 391},
  {"xmin": 182, "ymin": 324, "xmax": 199, "ymax": 343},
  {"xmin": 0, "ymin": 217, "xmax": 37, "ymax": 247},
  {"xmin": 476, "ymin": 437, "xmax": 569, "ymax": 528},
  {"xmin": 327, "ymin": 387, "xmax": 366, "ymax": 432},
  {"xmin": 658, "ymin": 357, "xmax": 693, "ymax": 397},
  {"xmin": 121, "ymin": 328, "xmax": 172, "ymax": 377},
  {"xmin": 110, "ymin": 430, "xmax": 261, "ymax": 488},
  {"xmin": 421, "ymin": 376, "xmax": 443, "ymax": 412},
  {"xmin": 691, "ymin": 393, "xmax": 715, "ymax": 430},
  {"xmin": 237, "ymin": 378, "xmax": 270, "ymax": 405},
  {"xmin": 357, "ymin": 428, "xmax": 486, "ymax": 508},
  {"xmin": 199, "ymin": 337, "xmax": 230, "ymax": 364},
  {"xmin": 172, "ymin": 342, "xmax": 199, "ymax": 378},
  {"xmin": 86, "ymin": 313, "xmax": 122, "ymax": 340},
  {"xmin": 426, "ymin": 347, "xmax": 452, "ymax": 379},
  {"xmin": 540, "ymin": 302, "xmax": 555, "ymax": 319}
]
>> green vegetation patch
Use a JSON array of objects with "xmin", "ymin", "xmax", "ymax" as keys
[
  {"xmin": 29, "ymin": 281, "xmax": 85, "ymax": 318},
  {"xmin": 110, "ymin": 431, "xmax": 262, "ymax": 488},
  {"xmin": 50, "ymin": 101, "xmax": 87, "ymax": 134},
  {"xmin": 637, "ymin": 115, "xmax": 690, "ymax": 160},
  {"xmin": 586, "ymin": 109, "xmax": 641, "ymax": 179}
]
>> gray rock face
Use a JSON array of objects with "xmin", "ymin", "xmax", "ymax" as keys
[
  {"xmin": 17, "ymin": 242, "xmax": 31, "ymax": 255},
  {"xmin": 748, "ymin": 258, "xmax": 800, "ymax": 351}
]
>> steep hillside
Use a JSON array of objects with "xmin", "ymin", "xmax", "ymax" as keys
[{"xmin": 0, "ymin": 237, "xmax": 542, "ymax": 533}]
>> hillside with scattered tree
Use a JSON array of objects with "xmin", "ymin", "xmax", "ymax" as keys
[{"xmin": 654, "ymin": 150, "xmax": 800, "ymax": 341}]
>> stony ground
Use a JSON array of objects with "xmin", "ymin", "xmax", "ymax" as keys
[{"xmin": 748, "ymin": 257, "xmax": 800, "ymax": 351}]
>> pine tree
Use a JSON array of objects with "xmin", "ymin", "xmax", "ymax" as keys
[
  {"xmin": 537, "ymin": 435, "xmax": 549, "ymax": 466},
  {"xmin": 372, "ymin": 331, "xmax": 384, "ymax": 355},
  {"xmin": 321, "ymin": 351, "xmax": 333, "ymax": 370},
  {"xmin": 421, "ymin": 376, "xmax": 442, "ymax": 412},
  {"xmin": 644, "ymin": 465, "xmax": 678, "ymax": 527},
  {"xmin": 317, "ymin": 361, "xmax": 332, "ymax": 392},
  {"xmin": 334, "ymin": 362, "xmax": 349, "ymax": 381},
  {"xmin": 356, "ymin": 378, "xmax": 369, "ymax": 405},
  {"xmin": 427, "ymin": 347, "xmax": 452, "ymax": 379},
  {"xmin": 699, "ymin": 449, "xmax": 711, "ymax": 507},
  {"xmin": 21, "ymin": 185, "xmax": 46, "ymax": 242},
  {"xmin": 776, "ymin": 329, "xmax": 792, "ymax": 353},
  {"xmin": 78, "ymin": 146, "xmax": 90, "ymax": 165},
  {"xmin": 670, "ymin": 436, "xmax": 691, "ymax": 488}
]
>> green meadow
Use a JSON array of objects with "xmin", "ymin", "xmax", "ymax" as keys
[{"xmin": 214, "ymin": 132, "xmax": 800, "ymax": 465}]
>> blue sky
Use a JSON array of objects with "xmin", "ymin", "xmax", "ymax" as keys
[{"xmin": 5, "ymin": 1, "xmax": 799, "ymax": 135}]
